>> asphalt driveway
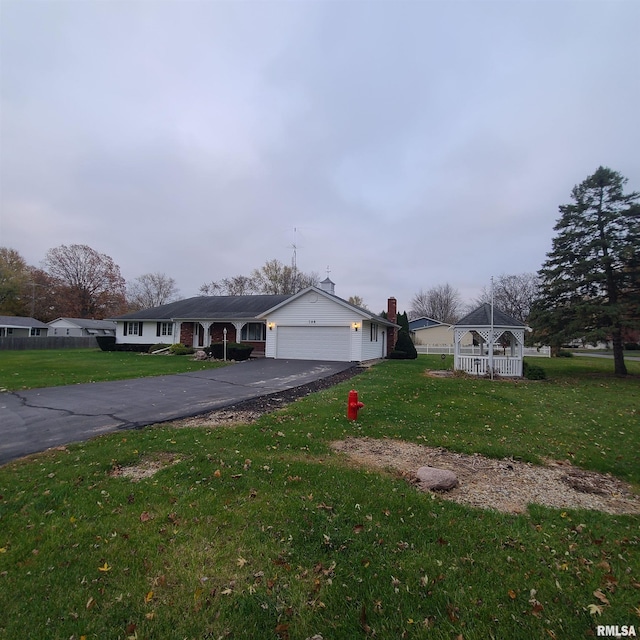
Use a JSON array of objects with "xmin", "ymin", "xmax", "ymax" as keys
[{"xmin": 0, "ymin": 359, "xmax": 355, "ymax": 466}]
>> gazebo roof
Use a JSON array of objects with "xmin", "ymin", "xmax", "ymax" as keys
[{"xmin": 455, "ymin": 304, "xmax": 526, "ymax": 328}]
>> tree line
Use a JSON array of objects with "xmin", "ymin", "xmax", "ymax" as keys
[
  {"xmin": 0, "ymin": 245, "xmax": 323, "ymax": 322},
  {"xmin": 2, "ymin": 167, "xmax": 637, "ymax": 373}
]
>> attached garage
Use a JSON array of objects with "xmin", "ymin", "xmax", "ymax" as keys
[
  {"xmin": 260, "ymin": 281, "xmax": 399, "ymax": 363},
  {"xmin": 276, "ymin": 326, "xmax": 351, "ymax": 361}
]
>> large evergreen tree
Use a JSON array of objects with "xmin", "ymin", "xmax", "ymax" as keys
[{"xmin": 532, "ymin": 167, "xmax": 639, "ymax": 375}]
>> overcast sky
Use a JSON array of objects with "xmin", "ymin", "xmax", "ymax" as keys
[{"xmin": 1, "ymin": 0, "xmax": 638, "ymax": 314}]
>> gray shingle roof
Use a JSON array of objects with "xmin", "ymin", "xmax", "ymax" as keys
[
  {"xmin": 0, "ymin": 315, "xmax": 49, "ymax": 329},
  {"xmin": 51, "ymin": 318, "xmax": 117, "ymax": 330},
  {"xmin": 111, "ymin": 295, "xmax": 292, "ymax": 321},
  {"xmin": 455, "ymin": 304, "xmax": 526, "ymax": 328}
]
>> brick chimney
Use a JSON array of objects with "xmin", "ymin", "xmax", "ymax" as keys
[{"xmin": 386, "ymin": 297, "xmax": 397, "ymax": 356}]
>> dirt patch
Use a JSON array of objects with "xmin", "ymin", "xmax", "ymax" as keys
[
  {"xmin": 109, "ymin": 452, "xmax": 184, "ymax": 482},
  {"xmin": 330, "ymin": 437, "xmax": 640, "ymax": 515}
]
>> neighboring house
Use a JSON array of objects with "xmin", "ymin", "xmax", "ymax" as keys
[
  {"xmin": 409, "ymin": 316, "xmax": 472, "ymax": 347},
  {"xmin": 0, "ymin": 315, "xmax": 49, "ymax": 338},
  {"xmin": 48, "ymin": 318, "xmax": 117, "ymax": 337},
  {"xmin": 111, "ymin": 279, "xmax": 399, "ymax": 363}
]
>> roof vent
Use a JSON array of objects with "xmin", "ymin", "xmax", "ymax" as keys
[{"xmin": 320, "ymin": 277, "xmax": 335, "ymax": 295}]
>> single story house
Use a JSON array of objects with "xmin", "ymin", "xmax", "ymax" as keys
[
  {"xmin": 0, "ymin": 315, "xmax": 49, "ymax": 338},
  {"xmin": 409, "ymin": 316, "xmax": 472, "ymax": 347},
  {"xmin": 111, "ymin": 279, "xmax": 399, "ymax": 363},
  {"xmin": 48, "ymin": 318, "xmax": 117, "ymax": 337}
]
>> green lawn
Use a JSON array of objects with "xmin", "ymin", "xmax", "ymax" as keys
[
  {"xmin": 0, "ymin": 348, "xmax": 228, "ymax": 390},
  {"xmin": 0, "ymin": 355, "xmax": 638, "ymax": 639}
]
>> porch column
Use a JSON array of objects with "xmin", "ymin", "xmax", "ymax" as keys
[
  {"xmin": 233, "ymin": 322, "xmax": 247, "ymax": 343},
  {"xmin": 199, "ymin": 321, "xmax": 213, "ymax": 347}
]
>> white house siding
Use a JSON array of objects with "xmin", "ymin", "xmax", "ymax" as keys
[
  {"xmin": 117, "ymin": 321, "xmax": 177, "ymax": 345},
  {"xmin": 49, "ymin": 319, "xmax": 81, "ymax": 337},
  {"xmin": 361, "ymin": 321, "xmax": 386, "ymax": 361},
  {"xmin": 265, "ymin": 291, "xmax": 364, "ymax": 361}
]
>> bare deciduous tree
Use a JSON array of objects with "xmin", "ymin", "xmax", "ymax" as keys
[
  {"xmin": 410, "ymin": 283, "xmax": 461, "ymax": 324},
  {"xmin": 201, "ymin": 259, "xmax": 319, "ymax": 296},
  {"xmin": 199, "ymin": 275, "xmax": 256, "ymax": 296},
  {"xmin": 128, "ymin": 272, "xmax": 180, "ymax": 310},
  {"xmin": 43, "ymin": 244, "xmax": 126, "ymax": 318},
  {"xmin": 474, "ymin": 273, "xmax": 539, "ymax": 323}
]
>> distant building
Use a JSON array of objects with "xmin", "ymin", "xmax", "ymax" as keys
[
  {"xmin": 48, "ymin": 318, "xmax": 117, "ymax": 337},
  {"xmin": 0, "ymin": 315, "xmax": 49, "ymax": 338}
]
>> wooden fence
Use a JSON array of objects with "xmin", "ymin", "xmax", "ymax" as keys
[{"xmin": 0, "ymin": 336, "xmax": 99, "ymax": 350}]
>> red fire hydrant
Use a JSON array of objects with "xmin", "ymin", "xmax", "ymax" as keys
[{"xmin": 347, "ymin": 389, "xmax": 364, "ymax": 421}]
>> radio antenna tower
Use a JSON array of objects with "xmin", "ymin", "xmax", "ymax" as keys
[{"xmin": 290, "ymin": 227, "xmax": 299, "ymax": 292}]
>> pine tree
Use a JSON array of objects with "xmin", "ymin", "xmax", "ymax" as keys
[{"xmin": 532, "ymin": 167, "xmax": 639, "ymax": 375}]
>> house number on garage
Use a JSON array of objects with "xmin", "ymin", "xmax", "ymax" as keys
[{"xmin": 308, "ymin": 320, "xmax": 316, "ymax": 324}]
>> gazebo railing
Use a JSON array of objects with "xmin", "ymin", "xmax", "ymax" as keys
[{"xmin": 455, "ymin": 355, "xmax": 522, "ymax": 377}]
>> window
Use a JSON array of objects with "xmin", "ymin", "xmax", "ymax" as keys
[
  {"xmin": 30, "ymin": 328, "xmax": 41, "ymax": 336},
  {"xmin": 124, "ymin": 321, "xmax": 143, "ymax": 336},
  {"xmin": 156, "ymin": 322, "xmax": 173, "ymax": 337},
  {"xmin": 241, "ymin": 322, "xmax": 266, "ymax": 341},
  {"xmin": 370, "ymin": 323, "xmax": 379, "ymax": 342}
]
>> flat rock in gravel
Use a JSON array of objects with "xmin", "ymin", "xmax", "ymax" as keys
[{"xmin": 416, "ymin": 466, "xmax": 458, "ymax": 491}]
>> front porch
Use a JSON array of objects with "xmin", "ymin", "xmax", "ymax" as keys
[{"xmin": 179, "ymin": 320, "xmax": 267, "ymax": 355}]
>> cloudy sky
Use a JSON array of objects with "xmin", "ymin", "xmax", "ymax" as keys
[{"xmin": 1, "ymin": 0, "xmax": 638, "ymax": 314}]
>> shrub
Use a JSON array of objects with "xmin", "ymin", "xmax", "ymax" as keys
[
  {"xmin": 148, "ymin": 343, "xmax": 171, "ymax": 354},
  {"xmin": 523, "ymin": 361, "xmax": 546, "ymax": 380},
  {"xmin": 557, "ymin": 350, "xmax": 574, "ymax": 358},
  {"xmin": 204, "ymin": 342, "xmax": 253, "ymax": 361},
  {"xmin": 96, "ymin": 336, "xmax": 116, "ymax": 351},
  {"xmin": 624, "ymin": 342, "xmax": 640, "ymax": 350},
  {"xmin": 392, "ymin": 331, "xmax": 418, "ymax": 359},
  {"xmin": 169, "ymin": 344, "xmax": 194, "ymax": 356},
  {"xmin": 387, "ymin": 350, "xmax": 407, "ymax": 359}
]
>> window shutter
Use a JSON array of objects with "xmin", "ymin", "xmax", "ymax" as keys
[
  {"xmin": 138, "ymin": 322, "xmax": 143, "ymax": 337},
  {"xmin": 156, "ymin": 322, "xmax": 161, "ymax": 337},
  {"xmin": 123, "ymin": 322, "xmax": 128, "ymax": 336}
]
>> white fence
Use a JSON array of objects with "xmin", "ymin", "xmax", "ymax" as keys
[
  {"xmin": 455, "ymin": 355, "xmax": 523, "ymax": 377},
  {"xmin": 416, "ymin": 345, "xmax": 551, "ymax": 357}
]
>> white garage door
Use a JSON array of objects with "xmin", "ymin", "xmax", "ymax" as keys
[{"xmin": 276, "ymin": 326, "xmax": 351, "ymax": 361}]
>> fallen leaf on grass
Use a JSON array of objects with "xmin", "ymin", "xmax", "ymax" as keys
[
  {"xmin": 587, "ymin": 604, "xmax": 603, "ymax": 616},
  {"xmin": 86, "ymin": 597, "xmax": 96, "ymax": 610},
  {"xmin": 237, "ymin": 557, "xmax": 248, "ymax": 568},
  {"xmin": 593, "ymin": 589, "xmax": 609, "ymax": 605},
  {"xmin": 144, "ymin": 590, "xmax": 154, "ymax": 604},
  {"xmin": 98, "ymin": 562, "xmax": 111, "ymax": 572},
  {"xmin": 140, "ymin": 512, "xmax": 152, "ymax": 522},
  {"xmin": 508, "ymin": 589, "xmax": 517, "ymax": 600}
]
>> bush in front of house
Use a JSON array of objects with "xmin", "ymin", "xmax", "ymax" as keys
[
  {"xmin": 169, "ymin": 344, "xmax": 195, "ymax": 356},
  {"xmin": 389, "ymin": 330, "xmax": 418, "ymax": 360},
  {"xmin": 204, "ymin": 342, "xmax": 254, "ymax": 360},
  {"xmin": 96, "ymin": 336, "xmax": 116, "ymax": 351}
]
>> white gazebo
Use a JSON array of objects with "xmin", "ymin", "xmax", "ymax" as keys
[{"xmin": 453, "ymin": 304, "xmax": 530, "ymax": 377}]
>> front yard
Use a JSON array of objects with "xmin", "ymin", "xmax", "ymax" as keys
[{"xmin": 0, "ymin": 355, "xmax": 638, "ymax": 639}]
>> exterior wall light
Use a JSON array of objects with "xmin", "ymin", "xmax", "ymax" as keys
[
  {"xmin": 268, "ymin": 322, "xmax": 275, "ymax": 330},
  {"xmin": 352, "ymin": 322, "xmax": 360, "ymax": 331}
]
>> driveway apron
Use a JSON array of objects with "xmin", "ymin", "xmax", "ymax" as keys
[{"xmin": 0, "ymin": 359, "xmax": 354, "ymax": 466}]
